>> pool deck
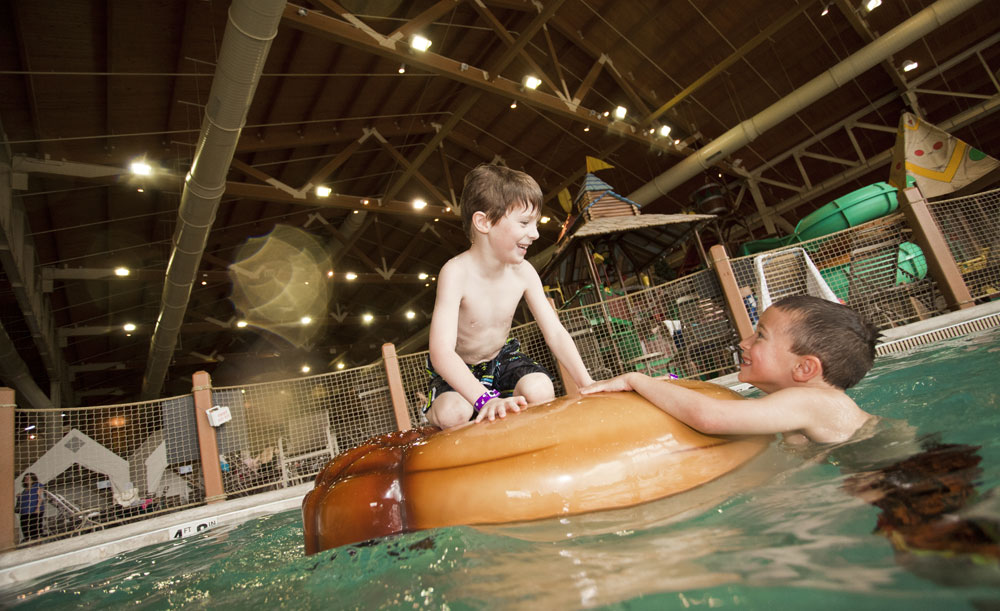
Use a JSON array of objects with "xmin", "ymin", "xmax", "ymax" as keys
[{"xmin": 2, "ymin": 298, "xmax": 1000, "ymax": 588}]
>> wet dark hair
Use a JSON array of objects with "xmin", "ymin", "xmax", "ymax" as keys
[
  {"xmin": 771, "ymin": 295, "xmax": 880, "ymax": 389},
  {"xmin": 460, "ymin": 164, "xmax": 542, "ymax": 242}
]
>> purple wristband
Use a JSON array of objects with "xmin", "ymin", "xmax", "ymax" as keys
[{"xmin": 473, "ymin": 389, "xmax": 500, "ymax": 412}]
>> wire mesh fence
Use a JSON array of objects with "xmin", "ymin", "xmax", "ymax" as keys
[
  {"xmin": 8, "ymin": 188, "xmax": 998, "ymax": 548},
  {"xmin": 13, "ymin": 395, "xmax": 204, "ymax": 546},
  {"xmin": 732, "ymin": 213, "xmax": 946, "ymax": 329},
  {"xmin": 926, "ymin": 186, "xmax": 1000, "ymax": 303}
]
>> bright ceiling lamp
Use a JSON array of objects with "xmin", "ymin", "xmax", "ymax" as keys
[
  {"xmin": 346, "ymin": 272, "xmax": 357, "ymax": 280},
  {"xmin": 659, "ymin": 124, "xmax": 672, "ymax": 137},
  {"xmin": 301, "ymin": 365, "xmax": 311, "ymax": 373},
  {"xmin": 523, "ymin": 75, "xmax": 542, "ymax": 90},
  {"xmin": 114, "ymin": 267, "xmax": 130, "ymax": 277},
  {"xmin": 300, "ymin": 316, "xmax": 312, "ymax": 325},
  {"xmin": 413, "ymin": 198, "xmax": 427, "ymax": 210},
  {"xmin": 315, "ymin": 186, "xmax": 332, "ymax": 197},
  {"xmin": 236, "ymin": 320, "xmax": 248, "ymax": 328},
  {"xmin": 411, "ymin": 34, "xmax": 432, "ymax": 52},
  {"xmin": 405, "ymin": 310, "xmax": 415, "ymax": 320},
  {"xmin": 864, "ymin": 0, "xmax": 881, "ymax": 12},
  {"xmin": 362, "ymin": 313, "xmax": 374, "ymax": 324},
  {"xmin": 902, "ymin": 60, "xmax": 919, "ymax": 72},
  {"xmin": 130, "ymin": 161, "xmax": 152, "ymax": 176},
  {"xmin": 614, "ymin": 106, "xmax": 627, "ymax": 120},
  {"xmin": 123, "ymin": 323, "xmax": 136, "ymax": 332}
]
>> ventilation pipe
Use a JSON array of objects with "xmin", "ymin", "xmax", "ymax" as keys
[
  {"xmin": 628, "ymin": 0, "xmax": 983, "ymax": 206},
  {"xmin": 141, "ymin": 0, "xmax": 286, "ymax": 399}
]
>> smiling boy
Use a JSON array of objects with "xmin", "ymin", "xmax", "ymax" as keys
[
  {"xmin": 582, "ymin": 295, "xmax": 878, "ymax": 444},
  {"xmin": 425, "ymin": 164, "xmax": 595, "ymax": 428}
]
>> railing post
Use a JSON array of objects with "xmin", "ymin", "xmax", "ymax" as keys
[
  {"xmin": 382, "ymin": 343, "xmax": 413, "ymax": 431},
  {"xmin": 898, "ymin": 187, "xmax": 974, "ymax": 310},
  {"xmin": 191, "ymin": 371, "xmax": 225, "ymax": 503},
  {"xmin": 710, "ymin": 244, "xmax": 755, "ymax": 341},
  {"xmin": 548, "ymin": 297, "xmax": 579, "ymax": 396},
  {"xmin": 0, "ymin": 388, "xmax": 15, "ymax": 551}
]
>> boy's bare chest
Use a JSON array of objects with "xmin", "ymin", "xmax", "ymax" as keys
[{"xmin": 459, "ymin": 274, "xmax": 523, "ymax": 326}]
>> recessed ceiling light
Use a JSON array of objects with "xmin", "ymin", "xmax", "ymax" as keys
[
  {"xmin": 130, "ymin": 161, "xmax": 152, "ymax": 176},
  {"xmin": 411, "ymin": 34, "xmax": 432, "ymax": 52}
]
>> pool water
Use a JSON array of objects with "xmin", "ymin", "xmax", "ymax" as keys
[{"xmin": 5, "ymin": 328, "xmax": 1000, "ymax": 609}]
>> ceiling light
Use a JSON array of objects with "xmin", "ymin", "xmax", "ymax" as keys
[
  {"xmin": 659, "ymin": 125, "xmax": 672, "ymax": 137},
  {"xmin": 411, "ymin": 34, "xmax": 432, "ymax": 52},
  {"xmin": 114, "ymin": 267, "xmax": 130, "ymax": 277},
  {"xmin": 327, "ymin": 270, "xmax": 334, "ymax": 278},
  {"xmin": 540, "ymin": 216, "xmax": 550, "ymax": 224},
  {"xmin": 136, "ymin": 187, "xmax": 144, "ymax": 193},
  {"xmin": 236, "ymin": 320, "xmax": 248, "ymax": 328},
  {"xmin": 315, "ymin": 186, "xmax": 332, "ymax": 198},
  {"xmin": 674, "ymin": 138, "xmax": 681, "ymax": 145},
  {"xmin": 301, "ymin": 365, "xmax": 311, "ymax": 373},
  {"xmin": 336, "ymin": 362, "xmax": 345, "ymax": 370},
  {"xmin": 523, "ymin": 75, "xmax": 541, "ymax": 90},
  {"xmin": 584, "ymin": 126, "xmax": 590, "ymax": 132},
  {"xmin": 300, "ymin": 316, "xmax": 312, "ymax": 325},
  {"xmin": 362, "ymin": 313, "xmax": 374, "ymax": 324},
  {"xmin": 648, "ymin": 128, "xmax": 655, "ymax": 135},
  {"xmin": 602, "ymin": 111, "xmax": 609, "ymax": 117},
  {"xmin": 510, "ymin": 101, "xmax": 517, "ymax": 109},
  {"xmin": 614, "ymin": 106, "xmax": 627, "ymax": 120},
  {"xmin": 413, "ymin": 198, "xmax": 427, "ymax": 210},
  {"xmin": 398, "ymin": 64, "xmax": 406, "ymax": 74},
  {"xmin": 821, "ymin": 3, "xmax": 830, "ymax": 16},
  {"xmin": 201, "ymin": 280, "xmax": 207, "ymax": 286},
  {"xmin": 123, "ymin": 323, "xmax": 136, "ymax": 332},
  {"xmin": 902, "ymin": 60, "xmax": 919, "ymax": 72},
  {"xmin": 406, "ymin": 310, "xmax": 415, "ymax": 320},
  {"xmin": 362, "ymin": 199, "xmax": 369, "ymax": 205},
  {"xmin": 419, "ymin": 272, "xmax": 429, "ymax": 280},
  {"xmin": 864, "ymin": 0, "xmax": 881, "ymax": 11},
  {"xmin": 130, "ymin": 161, "xmax": 152, "ymax": 176},
  {"xmin": 346, "ymin": 272, "xmax": 357, "ymax": 280}
]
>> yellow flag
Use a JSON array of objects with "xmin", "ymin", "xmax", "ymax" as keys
[
  {"xmin": 557, "ymin": 188, "xmax": 572, "ymax": 213},
  {"xmin": 586, "ymin": 156, "xmax": 614, "ymax": 173}
]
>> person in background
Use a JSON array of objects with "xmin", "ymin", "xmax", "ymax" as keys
[{"xmin": 16, "ymin": 472, "xmax": 45, "ymax": 541}]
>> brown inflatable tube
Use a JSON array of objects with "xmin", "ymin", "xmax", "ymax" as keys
[{"xmin": 303, "ymin": 381, "xmax": 772, "ymax": 554}]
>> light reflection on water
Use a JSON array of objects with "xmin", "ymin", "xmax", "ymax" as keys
[{"xmin": 5, "ymin": 329, "xmax": 1000, "ymax": 609}]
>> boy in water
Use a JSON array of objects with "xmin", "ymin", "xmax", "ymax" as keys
[
  {"xmin": 582, "ymin": 295, "xmax": 879, "ymax": 444},
  {"xmin": 426, "ymin": 164, "xmax": 595, "ymax": 428}
]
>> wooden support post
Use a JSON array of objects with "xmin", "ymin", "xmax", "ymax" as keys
[
  {"xmin": 191, "ymin": 371, "xmax": 225, "ymax": 504},
  {"xmin": 710, "ymin": 244, "xmax": 755, "ymax": 342},
  {"xmin": 548, "ymin": 297, "xmax": 579, "ymax": 396},
  {"xmin": 0, "ymin": 388, "xmax": 15, "ymax": 551},
  {"xmin": 382, "ymin": 343, "xmax": 413, "ymax": 431},
  {"xmin": 898, "ymin": 187, "xmax": 973, "ymax": 310}
]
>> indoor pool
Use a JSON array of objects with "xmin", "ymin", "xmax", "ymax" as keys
[{"xmin": 4, "ymin": 327, "xmax": 1000, "ymax": 609}]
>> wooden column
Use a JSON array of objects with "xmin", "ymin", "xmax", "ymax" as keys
[
  {"xmin": 898, "ymin": 187, "xmax": 973, "ymax": 310},
  {"xmin": 710, "ymin": 244, "xmax": 755, "ymax": 341},
  {"xmin": 381, "ymin": 343, "xmax": 413, "ymax": 431},
  {"xmin": 191, "ymin": 371, "xmax": 225, "ymax": 504},
  {"xmin": 0, "ymin": 388, "xmax": 14, "ymax": 551}
]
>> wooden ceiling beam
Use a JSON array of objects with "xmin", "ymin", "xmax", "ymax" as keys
[
  {"xmin": 387, "ymin": 0, "xmax": 462, "ymax": 43},
  {"xmin": 281, "ymin": 3, "xmax": 679, "ymax": 154},
  {"xmin": 370, "ymin": 128, "xmax": 451, "ymax": 206}
]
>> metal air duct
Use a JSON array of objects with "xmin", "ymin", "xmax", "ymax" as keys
[
  {"xmin": 141, "ymin": 0, "xmax": 286, "ymax": 399},
  {"xmin": 628, "ymin": 0, "xmax": 983, "ymax": 205}
]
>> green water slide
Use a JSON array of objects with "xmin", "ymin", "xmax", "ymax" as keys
[{"xmin": 739, "ymin": 180, "xmax": 912, "ymax": 256}]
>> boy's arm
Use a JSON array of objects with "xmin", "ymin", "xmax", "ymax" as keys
[
  {"xmin": 429, "ymin": 261, "xmax": 523, "ymax": 419},
  {"xmin": 522, "ymin": 265, "xmax": 595, "ymax": 388},
  {"xmin": 582, "ymin": 373, "xmax": 823, "ymax": 436}
]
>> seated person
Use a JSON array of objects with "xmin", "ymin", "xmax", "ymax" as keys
[
  {"xmin": 426, "ymin": 164, "xmax": 594, "ymax": 428},
  {"xmin": 582, "ymin": 295, "xmax": 879, "ymax": 444}
]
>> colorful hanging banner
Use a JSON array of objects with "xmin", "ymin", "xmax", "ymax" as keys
[{"xmin": 889, "ymin": 112, "xmax": 999, "ymax": 198}]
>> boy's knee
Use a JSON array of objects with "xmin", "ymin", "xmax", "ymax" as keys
[
  {"xmin": 515, "ymin": 373, "xmax": 555, "ymax": 404},
  {"xmin": 428, "ymin": 392, "xmax": 472, "ymax": 428}
]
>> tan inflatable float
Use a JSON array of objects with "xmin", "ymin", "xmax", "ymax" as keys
[{"xmin": 303, "ymin": 380, "xmax": 772, "ymax": 554}]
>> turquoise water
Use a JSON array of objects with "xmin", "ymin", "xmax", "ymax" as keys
[{"xmin": 5, "ymin": 328, "xmax": 1000, "ymax": 609}]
